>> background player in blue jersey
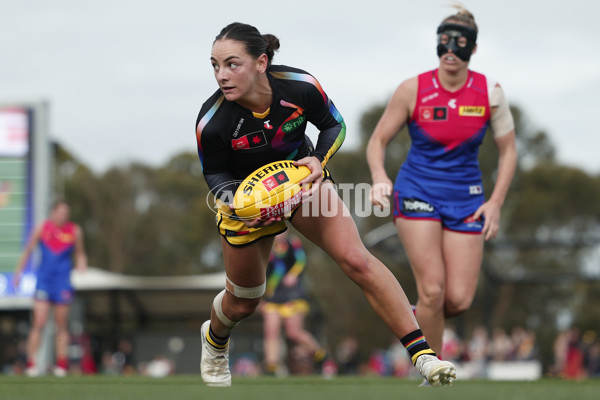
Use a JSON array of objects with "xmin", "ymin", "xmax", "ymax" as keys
[
  {"xmin": 13, "ymin": 200, "xmax": 88, "ymax": 377},
  {"xmin": 261, "ymin": 231, "xmax": 325, "ymax": 375},
  {"xmin": 367, "ymin": 5, "xmax": 517, "ymax": 363},
  {"xmin": 196, "ymin": 22, "xmax": 455, "ymax": 387}
]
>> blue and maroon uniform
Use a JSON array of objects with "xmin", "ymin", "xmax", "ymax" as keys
[
  {"xmin": 34, "ymin": 220, "xmax": 77, "ymax": 303},
  {"xmin": 394, "ymin": 69, "xmax": 491, "ymax": 233}
]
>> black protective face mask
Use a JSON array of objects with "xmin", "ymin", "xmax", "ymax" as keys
[{"xmin": 436, "ymin": 23, "xmax": 477, "ymax": 62}]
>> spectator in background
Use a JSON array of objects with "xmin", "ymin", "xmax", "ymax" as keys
[
  {"xmin": 585, "ymin": 341, "xmax": 600, "ymax": 377},
  {"xmin": 335, "ymin": 336, "xmax": 361, "ymax": 375},
  {"xmin": 563, "ymin": 327, "xmax": 585, "ymax": 379},
  {"xmin": 13, "ymin": 199, "xmax": 87, "ymax": 377},
  {"xmin": 387, "ymin": 338, "xmax": 413, "ymax": 377},
  {"xmin": 466, "ymin": 325, "xmax": 489, "ymax": 363},
  {"xmin": 511, "ymin": 327, "xmax": 537, "ymax": 361},
  {"xmin": 489, "ymin": 328, "xmax": 512, "ymax": 361},
  {"xmin": 261, "ymin": 232, "xmax": 326, "ymax": 375},
  {"xmin": 441, "ymin": 326, "xmax": 462, "ymax": 362},
  {"xmin": 551, "ymin": 330, "xmax": 570, "ymax": 376}
]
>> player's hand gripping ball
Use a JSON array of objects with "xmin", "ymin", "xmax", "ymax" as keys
[{"xmin": 233, "ymin": 160, "xmax": 312, "ymax": 220}]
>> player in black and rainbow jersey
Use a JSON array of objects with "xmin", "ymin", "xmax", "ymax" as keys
[
  {"xmin": 196, "ymin": 64, "xmax": 343, "ymax": 199},
  {"xmin": 196, "ymin": 62, "xmax": 340, "ymax": 246},
  {"xmin": 196, "ymin": 22, "xmax": 455, "ymax": 387},
  {"xmin": 367, "ymin": 5, "xmax": 517, "ymax": 370},
  {"xmin": 261, "ymin": 231, "xmax": 326, "ymax": 375}
]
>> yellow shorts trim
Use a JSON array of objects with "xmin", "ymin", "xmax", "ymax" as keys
[
  {"xmin": 262, "ymin": 299, "xmax": 310, "ymax": 318},
  {"xmin": 216, "ymin": 205, "xmax": 288, "ymax": 247}
]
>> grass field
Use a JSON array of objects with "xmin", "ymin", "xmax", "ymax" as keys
[{"xmin": 1, "ymin": 376, "xmax": 599, "ymax": 400}]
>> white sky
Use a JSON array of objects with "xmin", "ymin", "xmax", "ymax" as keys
[{"xmin": 1, "ymin": 0, "xmax": 598, "ymax": 173}]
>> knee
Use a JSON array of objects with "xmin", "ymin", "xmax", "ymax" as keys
[
  {"xmin": 418, "ymin": 283, "xmax": 445, "ymax": 310},
  {"xmin": 284, "ymin": 327, "xmax": 303, "ymax": 342},
  {"xmin": 31, "ymin": 318, "xmax": 47, "ymax": 331},
  {"xmin": 226, "ymin": 296, "xmax": 261, "ymax": 321},
  {"xmin": 337, "ymin": 248, "xmax": 374, "ymax": 284},
  {"xmin": 444, "ymin": 296, "xmax": 473, "ymax": 318}
]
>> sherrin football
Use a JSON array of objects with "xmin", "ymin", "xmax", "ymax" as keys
[{"xmin": 232, "ymin": 160, "xmax": 312, "ymax": 220}]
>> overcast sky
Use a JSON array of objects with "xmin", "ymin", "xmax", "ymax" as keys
[{"xmin": 1, "ymin": 0, "xmax": 598, "ymax": 174}]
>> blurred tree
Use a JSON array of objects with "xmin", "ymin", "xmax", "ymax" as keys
[
  {"xmin": 331, "ymin": 99, "xmax": 600, "ymax": 372},
  {"xmin": 52, "ymin": 99, "xmax": 600, "ymax": 373},
  {"xmin": 57, "ymin": 147, "xmax": 218, "ymax": 276}
]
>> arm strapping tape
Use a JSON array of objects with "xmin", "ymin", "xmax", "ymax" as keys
[{"xmin": 489, "ymin": 84, "xmax": 514, "ymax": 138}]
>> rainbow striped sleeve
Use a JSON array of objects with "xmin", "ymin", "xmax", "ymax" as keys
[
  {"xmin": 319, "ymin": 101, "xmax": 346, "ymax": 165},
  {"xmin": 265, "ymin": 259, "xmax": 287, "ymax": 298},
  {"xmin": 195, "ymin": 95, "xmax": 224, "ymax": 172},
  {"xmin": 288, "ymin": 238, "xmax": 307, "ymax": 277},
  {"xmin": 270, "ymin": 70, "xmax": 346, "ymax": 166},
  {"xmin": 270, "ymin": 71, "xmax": 327, "ymax": 102}
]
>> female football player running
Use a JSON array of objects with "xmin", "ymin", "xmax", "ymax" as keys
[
  {"xmin": 367, "ymin": 5, "xmax": 517, "ymax": 360},
  {"xmin": 196, "ymin": 22, "xmax": 456, "ymax": 387}
]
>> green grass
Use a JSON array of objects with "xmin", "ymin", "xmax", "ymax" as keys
[{"xmin": 0, "ymin": 375, "xmax": 599, "ymax": 400}]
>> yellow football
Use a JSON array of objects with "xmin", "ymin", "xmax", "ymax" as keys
[{"xmin": 233, "ymin": 160, "xmax": 312, "ymax": 220}]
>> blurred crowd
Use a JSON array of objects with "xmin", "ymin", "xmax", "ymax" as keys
[
  {"xmin": 2, "ymin": 325, "xmax": 600, "ymax": 379},
  {"xmin": 320, "ymin": 325, "xmax": 541, "ymax": 378},
  {"xmin": 549, "ymin": 327, "xmax": 600, "ymax": 379},
  {"xmin": 228, "ymin": 325, "xmax": 600, "ymax": 380},
  {"xmin": 1, "ymin": 335, "xmax": 174, "ymax": 378}
]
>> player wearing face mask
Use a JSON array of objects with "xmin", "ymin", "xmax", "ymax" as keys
[{"xmin": 367, "ymin": 5, "xmax": 517, "ymax": 377}]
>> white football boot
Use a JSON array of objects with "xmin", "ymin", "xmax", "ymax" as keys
[
  {"xmin": 25, "ymin": 365, "xmax": 40, "ymax": 377},
  {"xmin": 200, "ymin": 320, "xmax": 232, "ymax": 387},
  {"xmin": 53, "ymin": 366, "xmax": 68, "ymax": 377},
  {"xmin": 415, "ymin": 354, "xmax": 456, "ymax": 387}
]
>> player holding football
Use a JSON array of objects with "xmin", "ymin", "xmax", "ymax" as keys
[
  {"xmin": 367, "ymin": 4, "xmax": 517, "ymax": 371},
  {"xmin": 195, "ymin": 22, "xmax": 456, "ymax": 387}
]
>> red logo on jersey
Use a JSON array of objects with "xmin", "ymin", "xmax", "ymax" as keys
[
  {"xmin": 264, "ymin": 120, "xmax": 273, "ymax": 129},
  {"xmin": 231, "ymin": 131, "xmax": 267, "ymax": 150},
  {"xmin": 420, "ymin": 106, "xmax": 448, "ymax": 121}
]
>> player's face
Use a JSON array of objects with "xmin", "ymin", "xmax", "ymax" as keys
[
  {"xmin": 51, "ymin": 203, "xmax": 70, "ymax": 225},
  {"xmin": 438, "ymin": 25, "xmax": 476, "ymax": 72},
  {"xmin": 210, "ymin": 39, "xmax": 267, "ymax": 103},
  {"xmin": 438, "ymin": 43, "xmax": 475, "ymax": 73}
]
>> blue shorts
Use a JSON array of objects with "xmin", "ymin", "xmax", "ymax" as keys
[
  {"xmin": 393, "ymin": 170, "xmax": 485, "ymax": 234},
  {"xmin": 34, "ymin": 279, "xmax": 74, "ymax": 304}
]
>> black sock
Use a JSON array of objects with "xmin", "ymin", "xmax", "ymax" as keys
[
  {"xmin": 400, "ymin": 329, "xmax": 437, "ymax": 365},
  {"xmin": 206, "ymin": 325, "xmax": 230, "ymax": 350}
]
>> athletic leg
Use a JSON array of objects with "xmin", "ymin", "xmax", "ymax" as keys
[
  {"xmin": 26, "ymin": 300, "xmax": 51, "ymax": 375},
  {"xmin": 442, "ymin": 230, "xmax": 483, "ymax": 317},
  {"xmin": 396, "ymin": 218, "xmax": 446, "ymax": 354},
  {"xmin": 283, "ymin": 312, "xmax": 320, "ymax": 355},
  {"xmin": 211, "ymin": 236, "xmax": 274, "ymax": 337},
  {"xmin": 262, "ymin": 308, "xmax": 283, "ymax": 372},
  {"xmin": 53, "ymin": 303, "xmax": 71, "ymax": 376},
  {"xmin": 201, "ymin": 236, "xmax": 274, "ymax": 386},
  {"xmin": 292, "ymin": 182, "xmax": 419, "ymax": 339},
  {"xmin": 292, "ymin": 182, "xmax": 455, "ymax": 385}
]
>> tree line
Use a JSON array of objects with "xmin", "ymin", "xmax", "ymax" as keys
[{"xmin": 55, "ymin": 103, "xmax": 600, "ymax": 370}]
